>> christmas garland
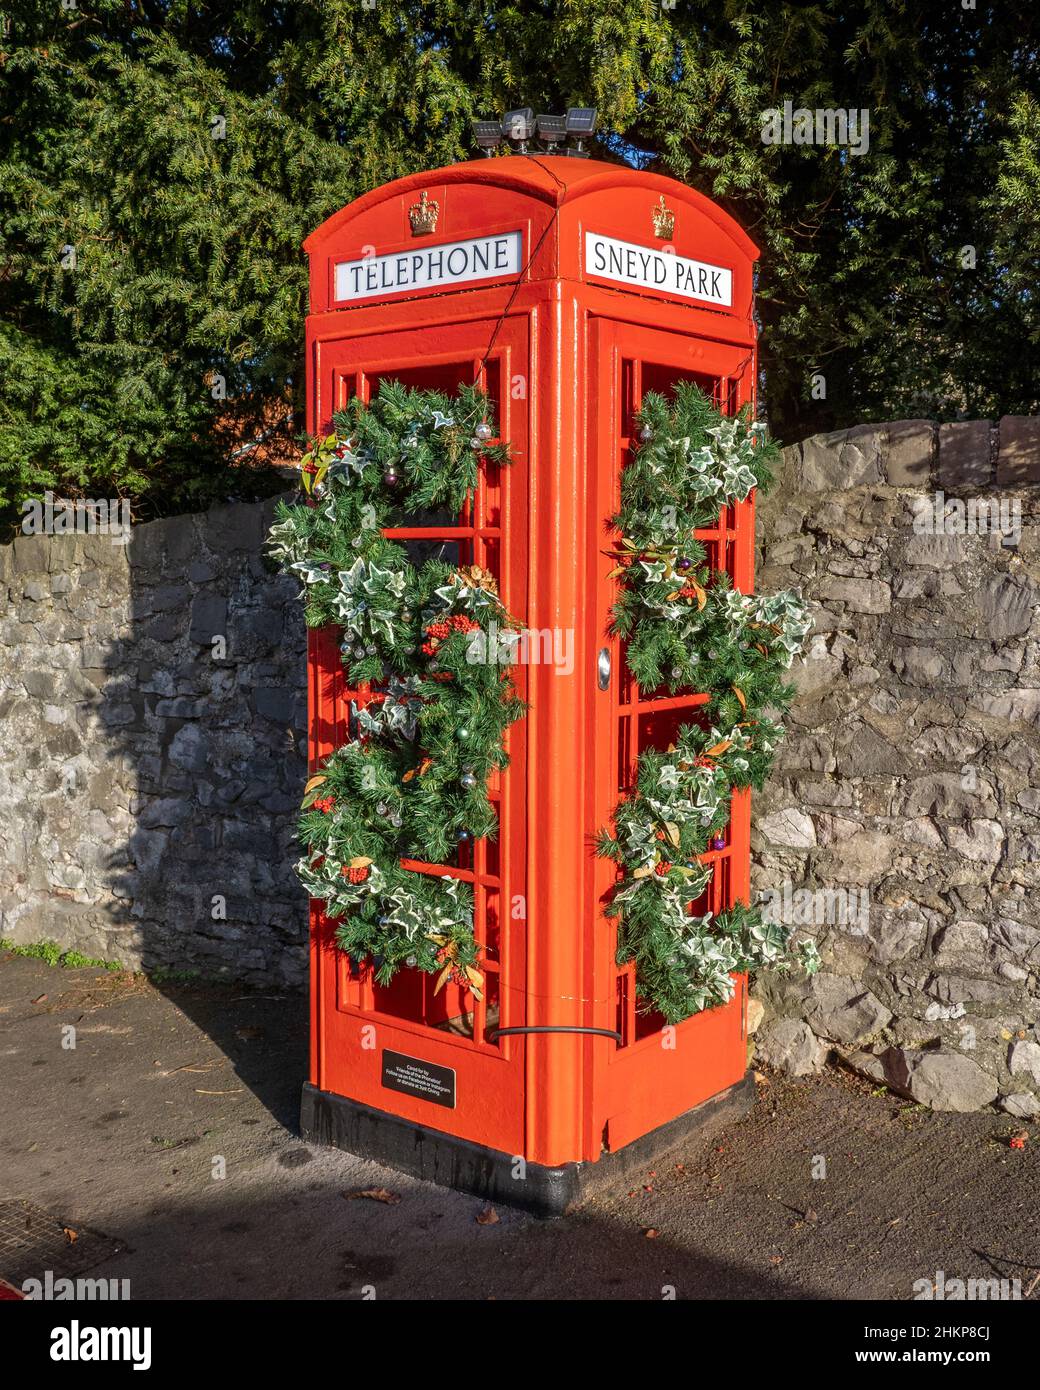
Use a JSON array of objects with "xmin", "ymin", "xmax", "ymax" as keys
[
  {"xmin": 598, "ymin": 384, "xmax": 820, "ymax": 1023},
  {"xmin": 267, "ymin": 382, "xmax": 523, "ymax": 996}
]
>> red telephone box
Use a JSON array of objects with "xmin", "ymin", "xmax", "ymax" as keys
[{"xmin": 299, "ymin": 156, "xmax": 760, "ymax": 1215}]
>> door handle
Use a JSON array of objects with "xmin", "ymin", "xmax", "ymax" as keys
[{"xmin": 597, "ymin": 647, "xmax": 611, "ymax": 691}]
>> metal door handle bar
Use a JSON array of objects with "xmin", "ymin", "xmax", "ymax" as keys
[
  {"xmin": 487, "ymin": 1025, "xmax": 622, "ymax": 1044},
  {"xmin": 597, "ymin": 647, "xmax": 611, "ymax": 690}
]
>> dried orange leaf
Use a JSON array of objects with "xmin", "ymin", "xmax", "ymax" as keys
[{"xmin": 343, "ymin": 1187, "xmax": 401, "ymax": 1205}]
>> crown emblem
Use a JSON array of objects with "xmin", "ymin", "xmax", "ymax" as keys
[
  {"xmin": 409, "ymin": 190, "xmax": 439, "ymax": 236},
  {"xmin": 651, "ymin": 195, "xmax": 675, "ymax": 240}
]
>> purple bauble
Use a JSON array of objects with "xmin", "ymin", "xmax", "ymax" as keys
[{"xmin": 712, "ymin": 835, "xmax": 726, "ymax": 851}]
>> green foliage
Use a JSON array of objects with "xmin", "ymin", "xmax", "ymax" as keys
[
  {"xmin": 610, "ymin": 386, "xmax": 782, "ymax": 695},
  {"xmin": 599, "ymin": 388, "xmax": 819, "ymax": 1021},
  {"xmin": 0, "ymin": 939, "xmax": 123, "ymax": 971},
  {"xmin": 270, "ymin": 385, "xmax": 523, "ymax": 991},
  {"xmin": 2, "ymin": 3, "xmax": 1036, "ymax": 520}
]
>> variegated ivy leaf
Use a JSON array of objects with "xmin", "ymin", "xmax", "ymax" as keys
[
  {"xmin": 434, "ymin": 576, "xmax": 495, "ymax": 612},
  {"xmin": 267, "ymin": 517, "xmax": 308, "ymax": 565},
  {"xmin": 638, "ymin": 559, "xmax": 669, "ymax": 584},
  {"xmin": 720, "ymin": 462, "xmax": 758, "ymax": 500},
  {"xmin": 291, "ymin": 560, "xmax": 333, "ymax": 587},
  {"xmin": 332, "ymin": 558, "xmax": 408, "ymax": 643}
]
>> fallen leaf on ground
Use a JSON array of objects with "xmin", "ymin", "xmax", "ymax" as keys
[
  {"xmin": 62, "ymin": 1228, "xmax": 77, "ymax": 1244},
  {"xmin": 476, "ymin": 1205, "xmax": 500, "ymax": 1225},
  {"xmin": 644, "ymin": 1228, "xmax": 659, "ymax": 1239},
  {"xmin": 32, "ymin": 995, "xmax": 47, "ymax": 1004},
  {"xmin": 342, "ymin": 1188, "xmax": 401, "ymax": 1205}
]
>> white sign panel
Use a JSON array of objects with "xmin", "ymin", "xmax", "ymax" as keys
[
  {"xmin": 584, "ymin": 231, "xmax": 732, "ymax": 307},
  {"xmin": 335, "ymin": 231, "xmax": 522, "ymax": 302}
]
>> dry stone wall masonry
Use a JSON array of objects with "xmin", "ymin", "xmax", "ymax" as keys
[
  {"xmin": 0, "ymin": 501, "xmax": 308, "ymax": 986},
  {"xmin": 752, "ymin": 417, "xmax": 1040, "ymax": 1114}
]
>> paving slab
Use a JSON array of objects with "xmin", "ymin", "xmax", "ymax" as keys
[{"xmin": 1, "ymin": 954, "xmax": 1036, "ymax": 1300}]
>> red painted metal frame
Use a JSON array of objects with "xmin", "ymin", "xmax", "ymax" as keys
[{"xmin": 304, "ymin": 156, "xmax": 760, "ymax": 1170}]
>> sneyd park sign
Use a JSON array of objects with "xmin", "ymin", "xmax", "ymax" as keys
[{"xmin": 332, "ymin": 229, "xmax": 732, "ymax": 309}]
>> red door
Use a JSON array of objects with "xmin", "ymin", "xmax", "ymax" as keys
[
  {"xmin": 586, "ymin": 318, "xmax": 756, "ymax": 1152},
  {"xmin": 308, "ymin": 315, "xmax": 529, "ymax": 1156}
]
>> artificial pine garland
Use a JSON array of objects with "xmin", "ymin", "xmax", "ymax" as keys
[
  {"xmin": 598, "ymin": 385, "xmax": 820, "ymax": 1023},
  {"xmin": 267, "ymin": 382, "xmax": 523, "ymax": 997}
]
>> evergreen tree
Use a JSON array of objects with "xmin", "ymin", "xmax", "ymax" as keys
[{"xmin": 1, "ymin": 2, "xmax": 1037, "ymax": 520}]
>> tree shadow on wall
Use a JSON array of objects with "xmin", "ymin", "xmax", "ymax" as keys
[{"xmin": 95, "ymin": 497, "xmax": 309, "ymax": 1121}]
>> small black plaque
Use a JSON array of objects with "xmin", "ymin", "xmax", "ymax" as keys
[{"xmin": 381, "ymin": 1050, "xmax": 456, "ymax": 1109}]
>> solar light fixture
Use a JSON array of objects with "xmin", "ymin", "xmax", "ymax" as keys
[
  {"xmin": 503, "ymin": 108, "xmax": 535, "ymax": 152},
  {"xmin": 472, "ymin": 106, "xmax": 597, "ymax": 158},
  {"xmin": 535, "ymin": 113, "xmax": 567, "ymax": 151},
  {"xmin": 564, "ymin": 107, "xmax": 597, "ymax": 157},
  {"xmin": 472, "ymin": 119, "xmax": 504, "ymax": 156}
]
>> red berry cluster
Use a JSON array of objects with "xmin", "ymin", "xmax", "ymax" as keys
[
  {"xmin": 678, "ymin": 583, "xmax": 701, "ymax": 601},
  {"xmin": 436, "ymin": 945, "xmax": 468, "ymax": 986},
  {"xmin": 655, "ymin": 861, "xmax": 672, "ymax": 876},
  {"xmin": 422, "ymin": 614, "xmax": 479, "ymax": 655},
  {"xmin": 341, "ymin": 865, "xmax": 370, "ymax": 884},
  {"xmin": 312, "ymin": 796, "xmax": 336, "ymax": 813}
]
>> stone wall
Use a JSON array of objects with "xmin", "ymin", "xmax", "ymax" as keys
[
  {"xmin": 752, "ymin": 417, "xmax": 1040, "ymax": 1115},
  {"xmin": 4, "ymin": 417, "xmax": 1040, "ymax": 1112},
  {"xmin": 0, "ymin": 502, "xmax": 308, "ymax": 985}
]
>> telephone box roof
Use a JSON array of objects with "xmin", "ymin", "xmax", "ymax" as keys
[{"xmin": 304, "ymin": 156, "xmax": 759, "ymax": 262}]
